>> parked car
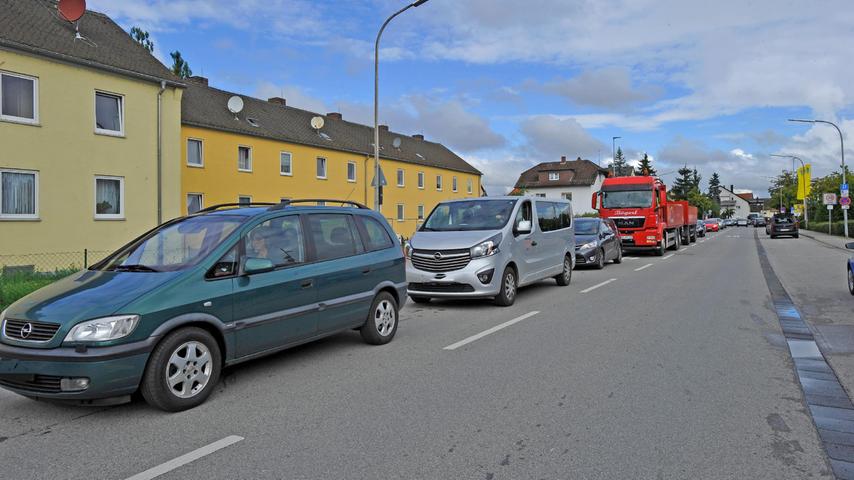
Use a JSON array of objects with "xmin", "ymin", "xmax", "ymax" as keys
[
  {"xmin": 704, "ymin": 218, "xmax": 720, "ymax": 232},
  {"xmin": 724, "ymin": 218, "xmax": 735, "ymax": 227},
  {"xmin": 754, "ymin": 217, "xmax": 767, "ymax": 227},
  {"xmin": 847, "ymin": 242, "xmax": 854, "ymax": 295},
  {"xmin": 768, "ymin": 214, "xmax": 799, "ymax": 238},
  {"xmin": 0, "ymin": 200, "xmax": 406, "ymax": 411},
  {"xmin": 736, "ymin": 218, "xmax": 748, "ymax": 227},
  {"xmin": 406, "ymin": 196, "xmax": 575, "ymax": 307},
  {"xmin": 696, "ymin": 220, "xmax": 707, "ymax": 237},
  {"xmin": 573, "ymin": 218, "xmax": 622, "ymax": 269}
]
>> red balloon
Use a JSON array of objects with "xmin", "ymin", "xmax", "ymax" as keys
[{"xmin": 58, "ymin": 0, "xmax": 86, "ymax": 22}]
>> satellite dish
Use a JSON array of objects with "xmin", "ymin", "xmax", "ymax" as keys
[
  {"xmin": 392, "ymin": 137, "xmax": 402, "ymax": 149},
  {"xmin": 227, "ymin": 96, "xmax": 244, "ymax": 115},
  {"xmin": 311, "ymin": 116, "xmax": 325, "ymax": 130},
  {"xmin": 58, "ymin": 0, "xmax": 86, "ymax": 22}
]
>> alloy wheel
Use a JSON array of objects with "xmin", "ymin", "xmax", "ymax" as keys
[
  {"xmin": 166, "ymin": 341, "xmax": 212, "ymax": 399},
  {"xmin": 563, "ymin": 258, "xmax": 571, "ymax": 282},
  {"xmin": 375, "ymin": 299, "xmax": 396, "ymax": 336},
  {"xmin": 504, "ymin": 271, "xmax": 517, "ymax": 301}
]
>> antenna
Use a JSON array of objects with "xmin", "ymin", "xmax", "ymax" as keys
[
  {"xmin": 227, "ymin": 96, "xmax": 244, "ymax": 119},
  {"xmin": 392, "ymin": 137, "xmax": 401, "ymax": 149},
  {"xmin": 310, "ymin": 116, "xmax": 325, "ymax": 131}
]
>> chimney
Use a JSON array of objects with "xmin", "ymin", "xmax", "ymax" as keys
[
  {"xmin": 730, "ymin": 185, "xmax": 734, "ymax": 193},
  {"xmin": 267, "ymin": 97, "xmax": 286, "ymax": 106},
  {"xmin": 412, "ymin": 134, "xmax": 424, "ymax": 140},
  {"xmin": 188, "ymin": 76, "xmax": 208, "ymax": 86},
  {"xmin": 560, "ymin": 156, "xmax": 567, "ymax": 163},
  {"xmin": 577, "ymin": 157, "xmax": 582, "ymax": 161},
  {"xmin": 327, "ymin": 112, "xmax": 342, "ymax": 120},
  {"xmin": 378, "ymin": 124, "xmax": 389, "ymax": 132}
]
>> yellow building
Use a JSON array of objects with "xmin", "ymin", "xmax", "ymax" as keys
[
  {"xmin": 180, "ymin": 79, "xmax": 481, "ymax": 236},
  {"xmin": 0, "ymin": 1, "xmax": 183, "ymax": 270}
]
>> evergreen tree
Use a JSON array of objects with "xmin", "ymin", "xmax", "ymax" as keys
[
  {"xmin": 170, "ymin": 51, "xmax": 192, "ymax": 79},
  {"xmin": 611, "ymin": 147, "xmax": 627, "ymax": 176},
  {"xmin": 634, "ymin": 153, "xmax": 656, "ymax": 176},
  {"xmin": 691, "ymin": 168, "xmax": 701, "ymax": 190},
  {"xmin": 130, "ymin": 27, "xmax": 154, "ymax": 53},
  {"xmin": 671, "ymin": 165, "xmax": 694, "ymax": 200},
  {"xmin": 707, "ymin": 172, "xmax": 722, "ymax": 199}
]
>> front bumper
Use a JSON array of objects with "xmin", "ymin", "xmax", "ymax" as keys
[
  {"xmin": 574, "ymin": 248, "xmax": 599, "ymax": 265},
  {"xmin": 620, "ymin": 230, "xmax": 661, "ymax": 250},
  {"xmin": 0, "ymin": 340, "xmax": 152, "ymax": 400},
  {"xmin": 406, "ymin": 256, "xmax": 503, "ymax": 298}
]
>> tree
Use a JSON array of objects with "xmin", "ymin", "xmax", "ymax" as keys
[
  {"xmin": 611, "ymin": 147, "xmax": 627, "ymax": 176},
  {"xmin": 130, "ymin": 27, "xmax": 154, "ymax": 53},
  {"xmin": 170, "ymin": 51, "xmax": 192, "ymax": 79},
  {"xmin": 634, "ymin": 153, "xmax": 656, "ymax": 176},
  {"xmin": 691, "ymin": 168, "xmax": 702, "ymax": 190},
  {"xmin": 687, "ymin": 188, "xmax": 715, "ymax": 218},
  {"xmin": 671, "ymin": 165, "xmax": 694, "ymax": 200},
  {"xmin": 707, "ymin": 172, "xmax": 722, "ymax": 199},
  {"xmin": 767, "ymin": 170, "xmax": 798, "ymax": 215}
]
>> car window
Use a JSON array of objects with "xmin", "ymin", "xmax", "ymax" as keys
[
  {"xmin": 515, "ymin": 201, "xmax": 532, "ymax": 230},
  {"xmin": 359, "ymin": 216, "xmax": 394, "ymax": 251},
  {"xmin": 308, "ymin": 214, "xmax": 363, "ymax": 261},
  {"xmin": 208, "ymin": 244, "xmax": 238, "ymax": 279},
  {"xmin": 244, "ymin": 216, "xmax": 305, "ymax": 267},
  {"xmin": 535, "ymin": 201, "xmax": 558, "ymax": 232}
]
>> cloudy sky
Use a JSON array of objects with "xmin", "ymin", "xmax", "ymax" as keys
[{"xmin": 90, "ymin": 0, "xmax": 854, "ymax": 196}]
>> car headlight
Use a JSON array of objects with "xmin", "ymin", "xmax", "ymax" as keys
[
  {"xmin": 64, "ymin": 315, "xmax": 140, "ymax": 343},
  {"xmin": 403, "ymin": 242, "xmax": 413, "ymax": 259},
  {"xmin": 580, "ymin": 242, "xmax": 597, "ymax": 250},
  {"xmin": 471, "ymin": 233, "xmax": 502, "ymax": 258}
]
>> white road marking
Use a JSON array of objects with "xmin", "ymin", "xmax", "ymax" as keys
[
  {"xmin": 662, "ymin": 254, "xmax": 675, "ymax": 259},
  {"xmin": 624, "ymin": 256, "xmax": 640, "ymax": 260},
  {"xmin": 580, "ymin": 278, "xmax": 618, "ymax": 293},
  {"xmin": 634, "ymin": 263, "xmax": 653, "ymax": 271},
  {"xmin": 125, "ymin": 436, "xmax": 244, "ymax": 480},
  {"xmin": 444, "ymin": 311, "xmax": 539, "ymax": 351}
]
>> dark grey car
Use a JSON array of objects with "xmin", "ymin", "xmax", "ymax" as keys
[{"xmin": 574, "ymin": 218, "xmax": 622, "ymax": 269}]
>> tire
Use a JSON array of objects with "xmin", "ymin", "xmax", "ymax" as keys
[
  {"xmin": 655, "ymin": 237, "xmax": 665, "ymax": 256},
  {"xmin": 140, "ymin": 327, "xmax": 222, "ymax": 412},
  {"xmin": 360, "ymin": 292, "xmax": 399, "ymax": 345},
  {"xmin": 555, "ymin": 255, "xmax": 572, "ymax": 286},
  {"xmin": 409, "ymin": 295, "xmax": 431, "ymax": 304},
  {"xmin": 494, "ymin": 267, "xmax": 518, "ymax": 307},
  {"xmin": 669, "ymin": 232, "xmax": 680, "ymax": 251},
  {"xmin": 613, "ymin": 245, "xmax": 623, "ymax": 264},
  {"xmin": 771, "ymin": 234, "xmax": 777, "ymax": 239},
  {"xmin": 793, "ymin": 234, "xmax": 799, "ymax": 239},
  {"xmin": 595, "ymin": 249, "xmax": 606, "ymax": 269},
  {"xmin": 848, "ymin": 267, "xmax": 854, "ymax": 296}
]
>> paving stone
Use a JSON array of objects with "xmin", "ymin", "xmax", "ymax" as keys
[
  {"xmin": 794, "ymin": 358, "xmax": 834, "ymax": 374},
  {"xmin": 820, "ymin": 429, "xmax": 854, "ymax": 447},
  {"xmin": 801, "ymin": 377, "xmax": 848, "ymax": 396},
  {"xmin": 806, "ymin": 393, "xmax": 854, "ymax": 410},
  {"xmin": 826, "ymin": 443, "xmax": 854, "ymax": 462},
  {"xmin": 811, "ymin": 405, "xmax": 854, "ymax": 421},
  {"xmin": 832, "ymin": 459, "xmax": 854, "ymax": 480},
  {"xmin": 813, "ymin": 415, "xmax": 854, "ymax": 435},
  {"xmin": 799, "ymin": 369, "xmax": 838, "ymax": 382}
]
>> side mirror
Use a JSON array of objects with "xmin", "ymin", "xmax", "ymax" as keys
[
  {"xmin": 517, "ymin": 220, "xmax": 532, "ymax": 234},
  {"xmin": 243, "ymin": 257, "xmax": 275, "ymax": 275},
  {"xmin": 846, "ymin": 242, "xmax": 854, "ymax": 250},
  {"xmin": 591, "ymin": 192, "xmax": 598, "ymax": 209}
]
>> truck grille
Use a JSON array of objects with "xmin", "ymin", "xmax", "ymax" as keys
[
  {"xmin": 612, "ymin": 217, "xmax": 645, "ymax": 229},
  {"xmin": 410, "ymin": 249, "xmax": 471, "ymax": 273},
  {"xmin": 0, "ymin": 374, "xmax": 63, "ymax": 394},
  {"xmin": 409, "ymin": 282, "xmax": 475, "ymax": 293},
  {"xmin": 3, "ymin": 318, "xmax": 60, "ymax": 342}
]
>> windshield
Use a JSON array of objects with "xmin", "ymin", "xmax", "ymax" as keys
[
  {"xmin": 96, "ymin": 215, "xmax": 245, "ymax": 272},
  {"xmin": 422, "ymin": 199, "xmax": 516, "ymax": 232},
  {"xmin": 602, "ymin": 189, "xmax": 653, "ymax": 209},
  {"xmin": 574, "ymin": 219, "xmax": 599, "ymax": 235}
]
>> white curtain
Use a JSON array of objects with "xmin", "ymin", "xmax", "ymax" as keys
[
  {"xmin": 188, "ymin": 140, "xmax": 202, "ymax": 165},
  {"xmin": 1, "ymin": 75, "xmax": 34, "ymax": 119},
  {"xmin": 96, "ymin": 179, "xmax": 120, "ymax": 214},
  {"xmin": 1, "ymin": 172, "xmax": 35, "ymax": 215}
]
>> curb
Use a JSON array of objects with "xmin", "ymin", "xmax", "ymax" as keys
[{"xmin": 800, "ymin": 231, "xmax": 850, "ymax": 252}]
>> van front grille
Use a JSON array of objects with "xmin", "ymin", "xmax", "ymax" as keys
[
  {"xmin": 3, "ymin": 319, "xmax": 60, "ymax": 342},
  {"xmin": 410, "ymin": 249, "xmax": 471, "ymax": 273}
]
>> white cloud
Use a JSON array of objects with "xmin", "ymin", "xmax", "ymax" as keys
[
  {"xmin": 538, "ymin": 67, "xmax": 662, "ymax": 109},
  {"xmin": 254, "ymin": 82, "xmax": 329, "ymax": 114},
  {"xmin": 518, "ymin": 115, "xmax": 606, "ymax": 160}
]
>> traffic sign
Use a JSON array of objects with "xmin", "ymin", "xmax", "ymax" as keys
[
  {"xmin": 842, "ymin": 183, "xmax": 850, "ymax": 198},
  {"xmin": 842, "ymin": 196, "xmax": 852, "ymax": 207},
  {"xmin": 824, "ymin": 193, "xmax": 838, "ymax": 205},
  {"xmin": 827, "ymin": 204, "xmax": 835, "ymax": 210}
]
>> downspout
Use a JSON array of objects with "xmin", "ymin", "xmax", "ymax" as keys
[{"xmin": 156, "ymin": 80, "xmax": 166, "ymax": 225}]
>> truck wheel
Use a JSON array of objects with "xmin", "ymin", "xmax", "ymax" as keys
[
  {"xmin": 655, "ymin": 238, "xmax": 665, "ymax": 256},
  {"xmin": 669, "ymin": 232, "xmax": 680, "ymax": 251},
  {"xmin": 613, "ymin": 246, "xmax": 623, "ymax": 264},
  {"xmin": 595, "ymin": 249, "xmax": 606, "ymax": 269},
  {"xmin": 494, "ymin": 267, "xmax": 517, "ymax": 307},
  {"xmin": 555, "ymin": 255, "xmax": 572, "ymax": 286}
]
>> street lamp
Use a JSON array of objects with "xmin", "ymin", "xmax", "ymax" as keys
[
  {"xmin": 611, "ymin": 136, "xmax": 621, "ymax": 176},
  {"xmin": 373, "ymin": 0, "xmax": 430, "ymax": 211},
  {"xmin": 770, "ymin": 154, "xmax": 808, "ymax": 228},
  {"xmin": 789, "ymin": 118, "xmax": 848, "ymax": 237}
]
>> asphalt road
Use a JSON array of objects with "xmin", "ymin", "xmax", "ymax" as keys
[{"xmin": 0, "ymin": 229, "xmax": 845, "ymax": 479}]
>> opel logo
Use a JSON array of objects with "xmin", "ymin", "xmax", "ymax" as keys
[
  {"xmin": 20, "ymin": 323, "xmax": 33, "ymax": 339},
  {"xmin": 433, "ymin": 252, "xmax": 443, "ymax": 260}
]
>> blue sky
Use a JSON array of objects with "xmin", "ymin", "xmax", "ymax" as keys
[{"xmin": 90, "ymin": 0, "xmax": 854, "ymax": 197}]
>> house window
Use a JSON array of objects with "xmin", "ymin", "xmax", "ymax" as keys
[
  {"xmin": 187, "ymin": 193, "xmax": 203, "ymax": 214},
  {"xmin": 0, "ymin": 169, "xmax": 38, "ymax": 219},
  {"xmin": 397, "ymin": 204, "xmax": 405, "ymax": 222},
  {"xmin": 0, "ymin": 71, "xmax": 38, "ymax": 123},
  {"xmin": 94, "ymin": 176, "xmax": 124, "ymax": 220},
  {"xmin": 535, "ymin": 193, "xmax": 546, "ymax": 198},
  {"xmin": 452, "ymin": 176, "xmax": 458, "ymax": 192},
  {"xmin": 238, "ymin": 195, "xmax": 252, "ymax": 205},
  {"xmin": 238, "ymin": 146, "xmax": 252, "ymax": 172},
  {"xmin": 94, "ymin": 91, "xmax": 124, "ymax": 135},
  {"xmin": 467, "ymin": 179, "xmax": 473, "ymax": 194},
  {"xmin": 187, "ymin": 139, "xmax": 203, "ymax": 167},
  {"xmin": 316, "ymin": 157, "xmax": 327, "ymax": 179},
  {"xmin": 397, "ymin": 168, "xmax": 405, "ymax": 187},
  {"xmin": 548, "ymin": 172, "xmax": 559, "ymax": 181},
  {"xmin": 417, "ymin": 204, "xmax": 425, "ymax": 220},
  {"xmin": 280, "ymin": 152, "xmax": 292, "ymax": 176},
  {"xmin": 436, "ymin": 175, "xmax": 443, "ymax": 191},
  {"xmin": 417, "ymin": 172, "xmax": 424, "ymax": 189},
  {"xmin": 562, "ymin": 192, "xmax": 573, "ymax": 201},
  {"xmin": 347, "ymin": 161, "xmax": 357, "ymax": 182}
]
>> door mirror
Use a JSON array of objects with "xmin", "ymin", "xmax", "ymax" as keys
[
  {"xmin": 846, "ymin": 242, "xmax": 854, "ymax": 250},
  {"xmin": 243, "ymin": 257, "xmax": 275, "ymax": 275},
  {"xmin": 591, "ymin": 192, "xmax": 598, "ymax": 209},
  {"xmin": 517, "ymin": 219, "xmax": 532, "ymax": 234}
]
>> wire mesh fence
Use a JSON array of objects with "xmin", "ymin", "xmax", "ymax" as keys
[{"xmin": 0, "ymin": 250, "xmax": 112, "ymax": 310}]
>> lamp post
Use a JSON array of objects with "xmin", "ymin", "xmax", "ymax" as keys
[
  {"xmin": 374, "ymin": 0, "xmax": 430, "ymax": 211},
  {"xmin": 789, "ymin": 118, "xmax": 847, "ymax": 237},
  {"xmin": 771, "ymin": 154, "xmax": 809, "ymax": 228},
  {"xmin": 611, "ymin": 136, "xmax": 621, "ymax": 176}
]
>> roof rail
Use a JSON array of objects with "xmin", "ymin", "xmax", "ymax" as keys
[
  {"xmin": 197, "ymin": 202, "xmax": 277, "ymax": 213},
  {"xmin": 269, "ymin": 199, "xmax": 369, "ymax": 211}
]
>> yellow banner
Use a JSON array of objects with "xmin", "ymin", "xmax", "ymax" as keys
[{"xmin": 797, "ymin": 164, "xmax": 811, "ymax": 200}]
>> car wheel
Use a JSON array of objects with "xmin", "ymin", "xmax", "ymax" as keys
[
  {"xmin": 793, "ymin": 234, "xmax": 799, "ymax": 239},
  {"xmin": 848, "ymin": 267, "xmax": 854, "ymax": 296},
  {"xmin": 360, "ymin": 292, "xmax": 399, "ymax": 345},
  {"xmin": 409, "ymin": 295, "xmax": 431, "ymax": 304},
  {"xmin": 494, "ymin": 267, "xmax": 517, "ymax": 307},
  {"xmin": 771, "ymin": 234, "xmax": 777, "ymax": 239},
  {"xmin": 613, "ymin": 245, "xmax": 623, "ymax": 264},
  {"xmin": 140, "ymin": 327, "xmax": 221, "ymax": 412},
  {"xmin": 555, "ymin": 255, "xmax": 572, "ymax": 286},
  {"xmin": 595, "ymin": 249, "xmax": 606, "ymax": 269}
]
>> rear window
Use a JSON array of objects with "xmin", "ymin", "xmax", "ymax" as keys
[
  {"xmin": 307, "ymin": 214, "xmax": 363, "ymax": 261},
  {"xmin": 359, "ymin": 216, "xmax": 394, "ymax": 251}
]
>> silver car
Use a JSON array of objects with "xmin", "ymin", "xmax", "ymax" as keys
[{"xmin": 406, "ymin": 196, "xmax": 575, "ymax": 306}]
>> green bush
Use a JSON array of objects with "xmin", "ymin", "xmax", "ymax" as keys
[
  {"xmin": 804, "ymin": 220, "xmax": 854, "ymax": 237},
  {"xmin": 0, "ymin": 270, "xmax": 77, "ymax": 311}
]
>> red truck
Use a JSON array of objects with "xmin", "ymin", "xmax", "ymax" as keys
[{"xmin": 591, "ymin": 176, "xmax": 696, "ymax": 256}]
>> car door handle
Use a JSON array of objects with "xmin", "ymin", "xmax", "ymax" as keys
[
  {"xmin": 301, "ymin": 280, "xmax": 313, "ymax": 289},
  {"xmin": 531, "ymin": 240, "xmax": 538, "ymax": 246},
  {"xmin": 362, "ymin": 268, "xmax": 372, "ymax": 275}
]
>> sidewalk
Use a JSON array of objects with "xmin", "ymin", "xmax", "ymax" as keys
[{"xmin": 800, "ymin": 228, "xmax": 852, "ymax": 251}]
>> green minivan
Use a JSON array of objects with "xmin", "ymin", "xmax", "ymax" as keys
[{"xmin": 0, "ymin": 200, "xmax": 406, "ymax": 411}]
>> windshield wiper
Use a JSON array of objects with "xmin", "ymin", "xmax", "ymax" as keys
[{"xmin": 112, "ymin": 264, "xmax": 161, "ymax": 272}]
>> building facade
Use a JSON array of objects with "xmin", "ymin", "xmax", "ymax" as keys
[
  {"xmin": 511, "ymin": 157, "xmax": 608, "ymax": 215},
  {"xmin": 180, "ymin": 80, "xmax": 481, "ymax": 236},
  {"xmin": 0, "ymin": 1, "xmax": 183, "ymax": 269},
  {"xmin": 718, "ymin": 186, "xmax": 752, "ymax": 218}
]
